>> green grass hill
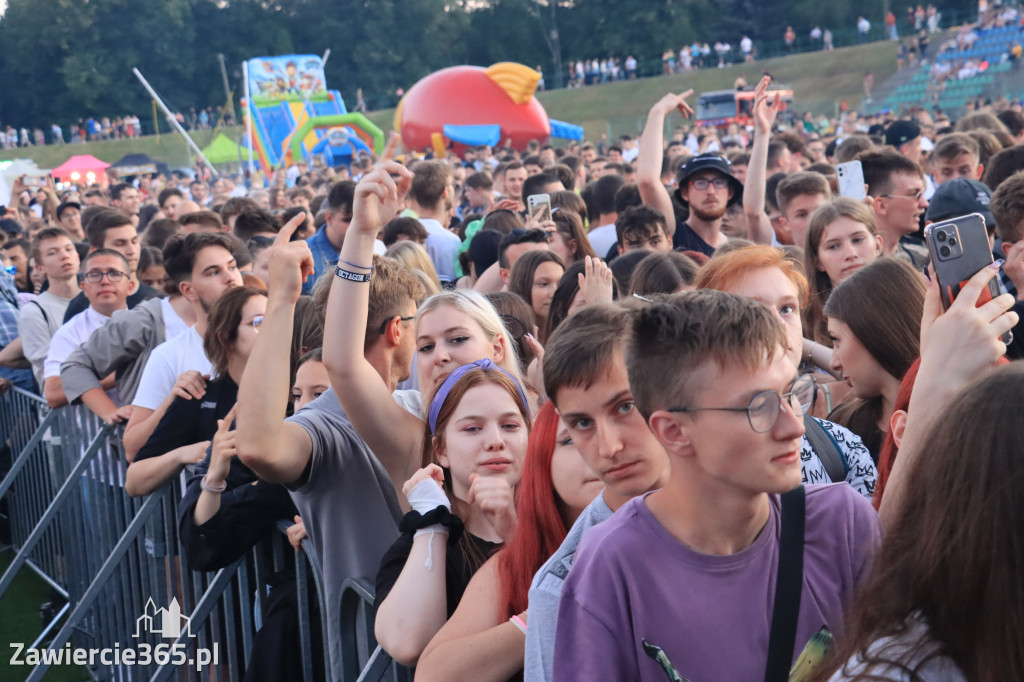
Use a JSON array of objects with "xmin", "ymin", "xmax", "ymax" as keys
[{"xmin": 5, "ymin": 41, "xmax": 896, "ymax": 171}]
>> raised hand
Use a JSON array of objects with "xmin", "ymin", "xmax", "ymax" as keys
[
  {"xmin": 267, "ymin": 212, "xmax": 315, "ymax": 302},
  {"xmin": 752, "ymin": 76, "xmax": 781, "ymax": 135},
  {"xmin": 206, "ymin": 404, "xmax": 239, "ymax": 482},
  {"xmin": 350, "ymin": 161, "xmax": 415, "ymax": 237},
  {"xmin": 468, "ymin": 473, "xmax": 517, "ymax": 542},
  {"xmin": 651, "ymin": 90, "xmax": 695, "ymax": 119},
  {"xmin": 914, "ymin": 263, "xmax": 1017, "ymax": 413},
  {"xmin": 576, "ymin": 256, "xmax": 614, "ymax": 308}
]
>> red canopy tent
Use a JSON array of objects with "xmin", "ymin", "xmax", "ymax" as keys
[{"xmin": 51, "ymin": 154, "xmax": 110, "ymax": 183}]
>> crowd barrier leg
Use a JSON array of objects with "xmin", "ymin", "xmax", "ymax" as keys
[
  {"xmin": 0, "ymin": 423, "xmax": 114, "ymax": 597},
  {"xmin": 3, "ymin": 398, "xmax": 351, "ymax": 681}
]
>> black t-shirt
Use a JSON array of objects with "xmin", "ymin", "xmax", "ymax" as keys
[
  {"xmin": 135, "ymin": 375, "xmax": 238, "ymax": 462},
  {"xmin": 62, "ymin": 282, "xmax": 160, "ymax": 323},
  {"xmin": 374, "ymin": 522, "xmax": 502, "ymax": 617},
  {"xmin": 673, "ymin": 220, "xmax": 717, "ymax": 257},
  {"xmin": 177, "ymin": 450, "xmax": 298, "ymax": 572}
]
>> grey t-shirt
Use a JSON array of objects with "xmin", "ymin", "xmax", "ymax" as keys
[
  {"xmin": 524, "ymin": 491, "xmax": 613, "ymax": 682},
  {"xmin": 18, "ymin": 291, "xmax": 74, "ymax": 386},
  {"xmin": 287, "ymin": 386, "xmax": 406, "ymax": 682}
]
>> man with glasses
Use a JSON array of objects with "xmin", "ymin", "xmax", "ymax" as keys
[
  {"xmin": 638, "ymin": 92, "xmax": 744, "ymax": 257},
  {"xmin": 62, "ymin": 207, "xmax": 158, "ymax": 323},
  {"xmin": 43, "ymin": 250, "xmax": 133, "ymax": 408},
  {"xmin": 861, "ymin": 149, "xmax": 930, "ymax": 269},
  {"xmin": 553, "ymin": 291, "xmax": 881, "ymax": 681}
]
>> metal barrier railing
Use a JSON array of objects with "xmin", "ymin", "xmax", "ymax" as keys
[{"xmin": 0, "ymin": 391, "xmax": 412, "ymax": 682}]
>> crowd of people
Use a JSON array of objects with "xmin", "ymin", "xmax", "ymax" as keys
[
  {"xmin": 0, "ymin": 106, "xmax": 230, "ymax": 149},
  {"xmin": 3, "ymin": 70, "xmax": 1024, "ymax": 680}
]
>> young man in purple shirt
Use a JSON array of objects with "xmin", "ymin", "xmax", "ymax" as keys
[{"xmin": 553, "ymin": 291, "xmax": 881, "ymax": 681}]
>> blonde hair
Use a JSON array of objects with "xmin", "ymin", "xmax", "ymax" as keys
[
  {"xmin": 386, "ymin": 240, "xmax": 442, "ymax": 292},
  {"xmin": 416, "ymin": 290, "xmax": 523, "ymax": 384}
]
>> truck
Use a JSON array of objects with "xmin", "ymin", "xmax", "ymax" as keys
[{"xmin": 695, "ymin": 87, "xmax": 795, "ymax": 128}]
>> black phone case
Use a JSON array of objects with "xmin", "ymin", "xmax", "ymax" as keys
[
  {"xmin": 924, "ymin": 213, "xmax": 1011, "ymax": 345},
  {"xmin": 924, "ymin": 213, "xmax": 999, "ymax": 309}
]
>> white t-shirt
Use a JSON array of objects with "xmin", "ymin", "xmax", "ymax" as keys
[
  {"xmin": 421, "ymin": 217, "xmax": 461, "ymax": 283},
  {"xmin": 45, "ymin": 306, "xmax": 121, "ymax": 404},
  {"xmin": 587, "ymin": 223, "xmax": 618, "ymax": 258},
  {"xmin": 160, "ymin": 297, "xmax": 189, "ymax": 339},
  {"xmin": 132, "ymin": 326, "xmax": 212, "ymax": 410}
]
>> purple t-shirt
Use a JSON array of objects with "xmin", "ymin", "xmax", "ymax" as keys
[{"xmin": 553, "ymin": 484, "xmax": 882, "ymax": 682}]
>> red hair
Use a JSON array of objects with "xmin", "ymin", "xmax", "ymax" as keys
[
  {"xmin": 497, "ymin": 402, "xmax": 573, "ymax": 618},
  {"xmin": 873, "ymin": 358, "xmax": 919, "ymax": 510}
]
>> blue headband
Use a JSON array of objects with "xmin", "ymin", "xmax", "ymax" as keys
[{"xmin": 427, "ymin": 359, "xmax": 531, "ymax": 434}]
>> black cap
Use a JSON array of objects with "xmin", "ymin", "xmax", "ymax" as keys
[
  {"xmin": 0, "ymin": 218, "xmax": 23, "ymax": 236},
  {"xmin": 884, "ymin": 119, "xmax": 921, "ymax": 148},
  {"xmin": 56, "ymin": 201, "xmax": 82, "ymax": 220},
  {"xmin": 925, "ymin": 178, "xmax": 994, "ymax": 228},
  {"xmin": 673, "ymin": 154, "xmax": 744, "ymax": 207}
]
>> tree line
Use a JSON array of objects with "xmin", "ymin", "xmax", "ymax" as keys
[{"xmin": 0, "ymin": 0, "xmax": 965, "ymax": 129}]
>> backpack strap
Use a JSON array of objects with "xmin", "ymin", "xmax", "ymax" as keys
[
  {"xmin": 764, "ymin": 485, "xmax": 806, "ymax": 682},
  {"xmin": 802, "ymin": 415, "xmax": 847, "ymax": 483},
  {"xmin": 29, "ymin": 300, "xmax": 49, "ymax": 326}
]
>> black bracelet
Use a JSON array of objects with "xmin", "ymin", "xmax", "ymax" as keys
[
  {"xmin": 399, "ymin": 506, "xmax": 465, "ymax": 545},
  {"xmin": 334, "ymin": 265, "xmax": 373, "ymax": 283}
]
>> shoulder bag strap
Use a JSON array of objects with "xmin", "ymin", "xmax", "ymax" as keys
[
  {"xmin": 764, "ymin": 484, "xmax": 806, "ymax": 682},
  {"xmin": 803, "ymin": 415, "xmax": 846, "ymax": 483}
]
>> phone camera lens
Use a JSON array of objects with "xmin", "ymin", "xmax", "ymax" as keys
[
  {"xmin": 936, "ymin": 231, "xmax": 947, "ymax": 242},
  {"xmin": 948, "ymin": 237, "xmax": 957, "ymax": 247},
  {"xmin": 939, "ymin": 245, "xmax": 951, "ymax": 258}
]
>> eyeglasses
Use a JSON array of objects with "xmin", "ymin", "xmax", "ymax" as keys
[
  {"xmin": 378, "ymin": 314, "xmax": 414, "ymax": 335},
  {"xmin": 689, "ymin": 177, "xmax": 730, "ymax": 191},
  {"xmin": 241, "ymin": 315, "xmax": 264, "ymax": 331},
  {"xmin": 83, "ymin": 270, "xmax": 128, "ymax": 283},
  {"xmin": 666, "ymin": 374, "xmax": 815, "ymax": 433},
  {"xmin": 879, "ymin": 191, "xmax": 925, "ymax": 202}
]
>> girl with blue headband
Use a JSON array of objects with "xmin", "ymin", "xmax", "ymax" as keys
[{"xmin": 374, "ymin": 359, "xmax": 532, "ymax": 667}]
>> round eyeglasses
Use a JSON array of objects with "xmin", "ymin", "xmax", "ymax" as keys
[
  {"xmin": 83, "ymin": 270, "xmax": 128, "ymax": 283},
  {"xmin": 689, "ymin": 177, "xmax": 730, "ymax": 191},
  {"xmin": 666, "ymin": 374, "xmax": 815, "ymax": 433}
]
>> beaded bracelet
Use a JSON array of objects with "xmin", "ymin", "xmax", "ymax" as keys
[{"xmin": 201, "ymin": 475, "xmax": 227, "ymax": 494}]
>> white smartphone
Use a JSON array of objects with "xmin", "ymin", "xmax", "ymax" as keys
[
  {"xmin": 527, "ymin": 193, "xmax": 552, "ymax": 223},
  {"xmin": 835, "ymin": 161, "xmax": 867, "ymax": 200}
]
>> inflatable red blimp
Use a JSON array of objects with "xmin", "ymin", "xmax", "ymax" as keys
[{"xmin": 394, "ymin": 62, "xmax": 582, "ymax": 155}]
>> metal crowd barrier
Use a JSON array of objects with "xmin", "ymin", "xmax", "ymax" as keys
[{"xmin": 0, "ymin": 392, "xmax": 410, "ymax": 682}]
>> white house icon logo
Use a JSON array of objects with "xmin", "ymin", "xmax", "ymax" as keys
[{"xmin": 134, "ymin": 597, "xmax": 193, "ymax": 639}]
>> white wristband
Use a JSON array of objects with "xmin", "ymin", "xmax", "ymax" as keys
[{"xmin": 406, "ymin": 478, "xmax": 451, "ymax": 515}]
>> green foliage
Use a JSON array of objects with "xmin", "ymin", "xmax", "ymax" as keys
[{"xmin": 0, "ymin": 0, "xmax": 973, "ymax": 128}]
